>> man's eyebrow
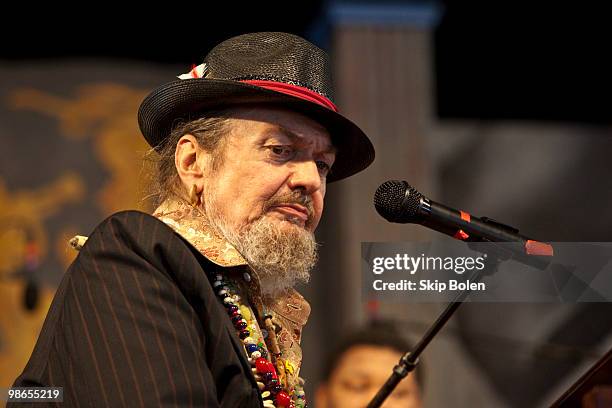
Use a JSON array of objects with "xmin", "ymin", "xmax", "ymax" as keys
[{"xmin": 273, "ymin": 126, "xmax": 337, "ymax": 155}]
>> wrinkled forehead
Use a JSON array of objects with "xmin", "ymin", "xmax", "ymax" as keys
[{"xmin": 221, "ymin": 105, "xmax": 334, "ymax": 150}]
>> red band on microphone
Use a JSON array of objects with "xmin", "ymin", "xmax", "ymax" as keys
[
  {"xmin": 525, "ymin": 240, "xmax": 554, "ymax": 256},
  {"xmin": 453, "ymin": 211, "xmax": 471, "ymax": 240},
  {"xmin": 241, "ymin": 80, "xmax": 338, "ymax": 112},
  {"xmin": 454, "ymin": 230, "xmax": 469, "ymax": 240}
]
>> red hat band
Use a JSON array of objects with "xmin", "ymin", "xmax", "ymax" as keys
[{"xmin": 241, "ymin": 80, "xmax": 338, "ymax": 112}]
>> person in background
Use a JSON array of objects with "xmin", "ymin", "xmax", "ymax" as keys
[{"xmin": 316, "ymin": 321, "xmax": 424, "ymax": 408}]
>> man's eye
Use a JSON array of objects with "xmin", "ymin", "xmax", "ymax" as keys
[
  {"xmin": 316, "ymin": 160, "xmax": 331, "ymax": 174},
  {"xmin": 340, "ymin": 379, "xmax": 368, "ymax": 393},
  {"xmin": 269, "ymin": 146, "xmax": 293, "ymax": 158},
  {"xmin": 391, "ymin": 389, "xmax": 411, "ymax": 399}
]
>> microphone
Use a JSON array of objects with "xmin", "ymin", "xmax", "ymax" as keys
[{"xmin": 374, "ymin": 180, "xmax": 553, "ymax": 259}]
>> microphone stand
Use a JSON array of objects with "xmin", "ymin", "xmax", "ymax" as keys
[{"xmin": 367, "ymin": 248, "xmax": 503, "ymax": 408}]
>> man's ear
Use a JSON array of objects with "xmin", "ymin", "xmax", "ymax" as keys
[
  {"xmin": 175, "ymin": 134, "xmax": 208, "ymax": 192},
  {"xmin": 315, "ymin": 382, "xmax": 329, "ymax": 408}
]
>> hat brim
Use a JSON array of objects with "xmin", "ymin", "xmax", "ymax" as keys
[{"xmin": 138, "ymin": 78, "xmax": 374, "ymax": 183}]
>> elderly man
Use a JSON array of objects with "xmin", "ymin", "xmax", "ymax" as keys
[{"xmin": 12, "ymin": 32, "xmax": 374, "ymax": 407}]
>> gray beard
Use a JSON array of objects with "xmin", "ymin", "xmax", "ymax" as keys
[
  {"xmin": 204, "ymin": 194, "xmax": 318, "ymax": 296},
  {"xmin": 231, "ymin": 216, "xmax": 317, "ymax": 296}
]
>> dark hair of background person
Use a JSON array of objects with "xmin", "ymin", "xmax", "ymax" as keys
[{"xmin": 321, "ymin": 320, "xmax": 425, "ymax": 391}]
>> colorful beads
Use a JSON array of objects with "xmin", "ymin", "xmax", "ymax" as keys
[
  {"xmin": 284, "ymin": 361, "xmax": 295, "ymax": 375},
  {"xmin": 275, "ymin": 391, "xmax": 291, "ymax": 407},
  {"xmin": 212, "ymin": 273, "xmax": 306, "ymax": 407},
  {"xmin": 240, "ymin": 305, "xmax": 252, "ymax": 320},
  {"xmin": 255, "ymin": 358, "xmax": 273, "ymax": 373}
]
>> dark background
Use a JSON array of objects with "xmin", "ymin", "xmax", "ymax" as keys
[{"xmin": 3, "ymin": 0, "xmax": 610, "ymax": 124}]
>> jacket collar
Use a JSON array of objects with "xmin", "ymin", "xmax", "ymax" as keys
[{"xmin": 153, "ymin": 198, "xmax": 247, "ymax": 267}]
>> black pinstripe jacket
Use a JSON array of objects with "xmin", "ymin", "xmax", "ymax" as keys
[{"xmin": 12, "ymin": 211, "xmax": 263, "ymax": 407}]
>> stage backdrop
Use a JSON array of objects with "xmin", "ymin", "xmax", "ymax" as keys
[{"xmin": 0, "ymin": 61, "xmax": 176, "ymax": 388}]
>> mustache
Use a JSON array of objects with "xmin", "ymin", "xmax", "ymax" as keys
[{"xmin": 264, "ymin": 191, "xmax": 314, "ymax": 219}]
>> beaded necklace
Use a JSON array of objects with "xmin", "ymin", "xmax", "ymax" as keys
[{"xmin": 213, "ymin": 273, "xmax": 308, "ymax": 408}]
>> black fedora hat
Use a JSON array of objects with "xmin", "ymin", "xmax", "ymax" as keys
[{"xmin": 138, "ymin": 32, "xmax": 374, "ymax": 182}]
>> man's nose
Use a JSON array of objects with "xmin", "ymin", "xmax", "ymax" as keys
[{"xmin": 287, "ymin": 160, "xmax": 322, "ymax": 194}]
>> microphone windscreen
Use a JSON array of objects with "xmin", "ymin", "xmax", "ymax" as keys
[{"xmin": 374, "ymin": 180, "xmax": 422, "ymax": 223}]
